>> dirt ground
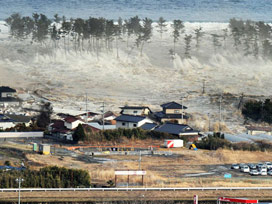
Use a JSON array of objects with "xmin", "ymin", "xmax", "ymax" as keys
[
  {"xmin": 1, "ymin": 189, "xmax": 272, "ymax": 202},
  {"xmin": 23, "ymin": 143, "xmax": 272, "ymax": 187}
]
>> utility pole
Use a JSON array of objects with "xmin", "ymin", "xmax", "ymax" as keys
[
  {"xmin": 219, "ymin": 94, "xmax": 223, "ymax": 132},
  {"xmin": 101, "ymin": 102, "xmax": 105, "ymax": 131},
  {"xmin": 207, "ymin": 113, "xmax": 210, "ymax": 132},
  {"xmin": 16, "ymin": 178, "xmax": 24, "ymax": 204},
  {"xmin": 85, "ymin": 92, "xmax": 88, "ymax": 123},
  {"xmin": 202, "ymin": 79, "xmax": 206, "ymax": 94},
  {"xmin": 139, "ymin": 151, "xmax": 142, "ymax": 170}
]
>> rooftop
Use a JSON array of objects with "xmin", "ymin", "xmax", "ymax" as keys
[
  {"xmin": 115, "ymin": 114, "xmax": 147, "ymax": 123},
  {"xmin": 120, "ymin": 106, "xmax": 150, "ymax": 110},
  {"xmin": 140, "ymin": 123, "xmax": 157, "ymax": 130},
  {"xmin": 64, "ymin": 116, "xmax": 81, "ymax": 123},
  {"xmin": 161, "ymin": 101, "xmax": 187, "ymax": 110},
  {"xmin": 246, "ymin": 126, "xmax": 272, "ymax": 132},
  {"xmin": 154, "ymin": 123, "xmax": 198, "ymax": 135},
  {"xmin": 0, "ymin": 86, "xmax": 16, "ymax": 93}
]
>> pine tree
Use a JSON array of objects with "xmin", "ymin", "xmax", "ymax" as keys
[
  {"xmin": 72, "ymin": 124, "xmax": 86, "ymax": 142},
  {"xmin": 194, "ymin": 27, "xmax": 204, "ymax": 49},
  {"xmin": 157, "ymin": 17, "xmax": 167, "ymax": 39},
  {"xmin": 172, "ymin": 19, "xmax": 184, "ymax": 53},
  {"xmin": 184, "ymin": 34, "xmax": 192, "ymax": 58}
]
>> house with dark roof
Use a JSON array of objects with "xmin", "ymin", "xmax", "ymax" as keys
[
  {"xmin": 0, "ymin": 86, "xmax": 16, "ymax": 98},
  {"xmin": 154, "ymin": 123, "xmax": 200, "ymax": 141},
  {"xmin": 155, "ymin": 101, "xmax": 188, "ymax": 124},
  {"xmin": 0, "ymin": 114, "xmax": 32, "ymax": 130},
  {"xmin": 0, "ymin": 86, "xmax": 21, "ymax": 107},
  {"xmin": 115, "ymin": 114, "xmax": 154, "ymax": 129},
  {"xmin": 120, "ymin": 106, "xmax": 152, "ymax": 116}
]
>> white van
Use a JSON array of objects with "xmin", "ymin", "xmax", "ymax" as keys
[{"xmin": 241, "ymin": 166, "xmax": 250, "ymax": 173}]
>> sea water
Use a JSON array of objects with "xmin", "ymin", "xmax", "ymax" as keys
[{"xmin": 0, "ymin": 0, "xmax": 272, "ymax": 22}]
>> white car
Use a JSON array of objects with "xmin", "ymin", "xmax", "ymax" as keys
[
  {"xmin": 265, "ymin": 162, "xmax": 272, "ymax": 169},
  {"xmin": 250, "ymin": 169, "xmax": 259, "ymax": 176},
  {"xmin": 241, "ymin": 165, "xmax": 250, "ymax": 173},
  {"xmin": 259, "ymin": 170, "xmax": 267, "ymax": 176}
]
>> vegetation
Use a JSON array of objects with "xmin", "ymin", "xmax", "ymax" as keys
[
  {"xmin": 242, "ymin": 99, "xmax": 272, "ymax": 123},
  {"xmin": 79, "ymin": 127, "xmax": 176, "ymax": 143},
  {"xmin": 5, "ymin": 13, "xmax": 272, "ymax": 59},
  {"xmin": 0, "ymin": 166, "xmax": 90, "ymax": 188},
  {"xmin": 196, "ymin": 132, "xmax": 272, "ymax": 151},
  {"xmin": 37, "ymin": 102, "xmax": 53, "ymax": 129}
]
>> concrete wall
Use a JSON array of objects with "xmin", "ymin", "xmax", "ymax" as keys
[{"xmin": 0, "ymin": 132, "xmax": 44, "ymax": 138}]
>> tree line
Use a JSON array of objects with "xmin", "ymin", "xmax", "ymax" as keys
[
  {"xmin": 5, "ymin": 13, "xmax": 272, "ymax": 59},
  {"xmin": 72, "ymin": 125, "xmax": 177, "ymax": 143},
  {"xmin": 0, "ymin": 166, "xmax": 90, "ymax": 188},
  {"xmin": 196, "ymin": 132, "xmax": 272, "ymax": 151},
  {"xmin": 242, "ymin": 99, "xmax": 272, "ymax": 123}
]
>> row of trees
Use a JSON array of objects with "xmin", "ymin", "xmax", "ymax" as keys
[
  {"xmin": 72, "ymin": 125, "xmax": 176, "ymax": 142},
  {"xmin": 242, "ymin": 99, "xmax": 272, "ymax": 123},
  {"xmin": 5, "ymin": 13, "xmax": 272, "ymax": 59},
  {"xmin": 0, "ymin": 166, "xmax": 91, "ymax": 188},
  {"xmin": 196, "ymin": 133, "xmax": 272, "ymax": 151}
]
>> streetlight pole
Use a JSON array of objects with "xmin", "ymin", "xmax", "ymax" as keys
[{"xmin": 16, "ymin": 178, "xmax": 24, "ymax": 204}]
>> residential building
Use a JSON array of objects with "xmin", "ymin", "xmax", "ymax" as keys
[
  {"xmin": 154, "ymin": 101, "xmax": 188, "ymax": 124},
  {"xmin": 76, "ymin": 111, "xmax": 99, "ymax": 122},
  {"xmin": 0, "ymin": 86, "xmax": 21, "ymax": 107},
  {"xmin": 0, "ymin": 114, "xmax": 32, "ymax": 130},
  {"xmin": 154, "ymin": 123, "xmax": 200, "ymax": 141},
  {"xmin": 246, "ymin": 126, "xmax": 272, "ymax": 135},
  {"xmin": 120, "ymin": 106, "xmax": 152, "ymax": 116},
  {"xmin": 87, "ymin": 122, "xmax": 116, "ymax": 130},
  {"xmin": 115, "ymin": 114, "xmax": 154, "ymax": 129},
  {"xmin": 64, "ymin": 116, "xmax": 85, "ymax": 130}
]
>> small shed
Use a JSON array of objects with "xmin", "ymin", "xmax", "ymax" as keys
[{"xmin": 39, "ymin": 144, "xmax": 50, "ymax": 155}]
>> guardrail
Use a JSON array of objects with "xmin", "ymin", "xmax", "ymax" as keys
[{"xmin": 1, "ymin": 187, "xmax": 272, "ymax": 192}]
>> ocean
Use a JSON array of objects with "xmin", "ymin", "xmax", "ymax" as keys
[{"xmin": 0, "ymin": 0, "xmax": 272, "ymax": 22}]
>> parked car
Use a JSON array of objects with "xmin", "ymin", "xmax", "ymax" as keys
[
  {"xmin": 250, "ymin": 169, "xmax": 259, "ymax": 176},
  {"xmin": 231, "ymin": 164, "xmax": 239, "ymax": 169},
  {"xmin": 241, "ymin": 165, "xmax": 250, "ymax": 173},
  {"xmin": 257, "ymin": 163, "xmax": 264, "ymax": 169},
  {"xmin": 259, "ymin": 169, "xmax": 267, "ymax": 176},
  {"xmin": 248, "ymin": 163, "xmax": 257, "ymax": 169},
  {"xmin": 239, "ymin": 163, "xmax": 246, "ymax": 169},
  {"xmin": 264, "ymin": 162, "xmax": 272, "ymax": 169},
  {"xmin": 259, "ymin": 165, "xmax": 267, "ymax": 171},
  {"xmin": 268, "ymin": 170, "xmax": 272, "ymax": 176}
]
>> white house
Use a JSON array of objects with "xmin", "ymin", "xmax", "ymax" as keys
[
  {"xmin": 0, "ymin": 86, "xmax": 21, "ymax": 107},
  {"xmin": 120, "ymin": 106, "xmax": 152, "ymax": 116},
  {"xmin": 64, "ymin": 116, "xmax": 85, "ymax": 130},
  {"xmin": 115, "ymin": 114, "xmax": 154, "ymax": 129}
]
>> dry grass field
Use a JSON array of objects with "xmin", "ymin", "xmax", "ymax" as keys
[{"xmin": 1, "ymin": 189, "xmax": 272, "ymax": 202}]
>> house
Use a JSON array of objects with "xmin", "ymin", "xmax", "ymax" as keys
[
  {"xmin": 0, "ymin": 86, "xmax": 21, "ymax": 107},
  {"xmin": 0, "ymin": 86, "xmax": 16, "ymax": 98},
  {"xmin": 0, "ymin": 114, "xmax": 32, "ymax": 130},
  {"xmin": 120, "ymin": 106, "xmax": 152, "ymax": 116},
  {"xmin": 76, "ymin": 111, "xmax": 99, "ymax": 122},
  {"xmin": 154, "ymin": 123, "xmax": 200, "ymax": 141},
  {"xmin": 115, "ymin": 114, "xmax": 154, "ymax": 129},
  {"xmin": 64, "ymin": 116, "xmax": 85, "ymax": 130},
  {"xmin": 154, "ymin": 101, "xmax": 188, "ymax": 124},
  {"xmin": 87, "ymin": 122, "xmax": 116, "ymax": 130},
  {"xmin": 246, "ymin": 126, "xmax": 272, "ymax": 135}
]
